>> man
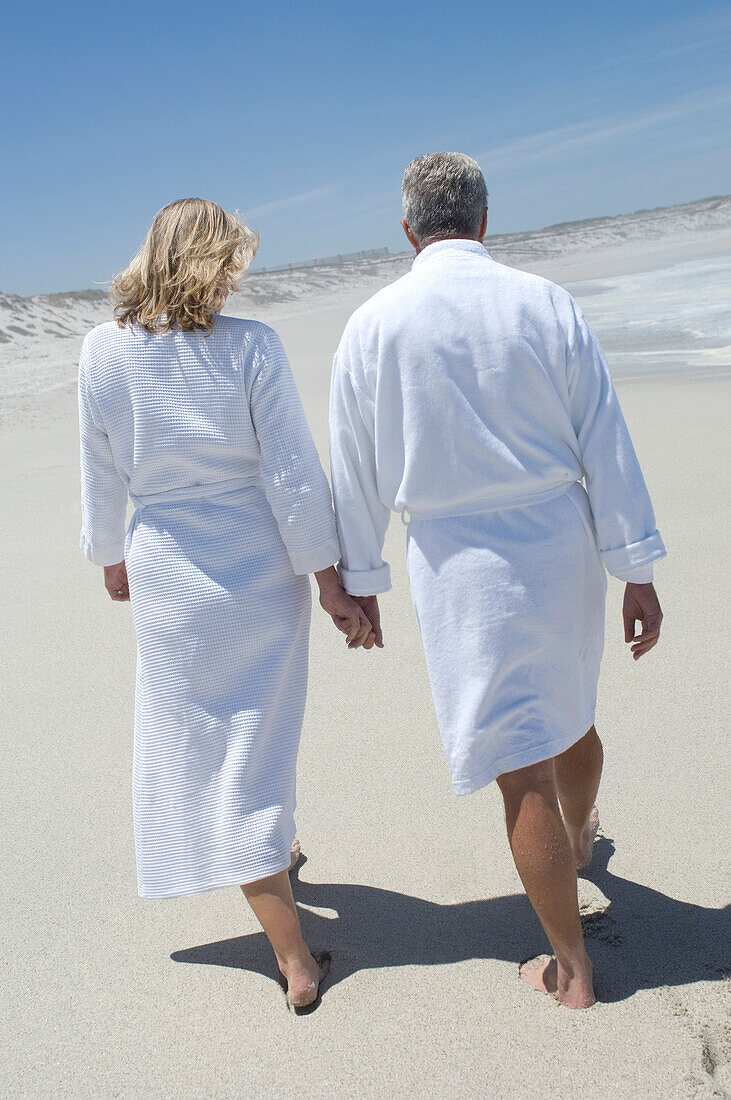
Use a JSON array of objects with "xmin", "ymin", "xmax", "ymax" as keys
[{"xmin": 328, "ymin": 152, "xmax": 665, "ymax": 1009}]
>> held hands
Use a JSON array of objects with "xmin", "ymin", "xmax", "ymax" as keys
[
  {"xmin": 103, "ymin": 561, "xmax": 130, "ymax": 601},
  {"xmin": 623, "ymin": 582, "xmax": 663, "ymax": 660},
  {"xmin": 351, "ymin": 595, "xmax": 383, "ymax": 649},
  {"xmin": 315, "ymin": 567, "xmax": 383, "ymax": 650}
]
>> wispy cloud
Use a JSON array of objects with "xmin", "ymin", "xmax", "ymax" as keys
[
  {"xmin": 477, "ymin": 85, "xmax": 731, "ymax": 176},
  {"xmin": 587, "ymin": 8, "xmax": 731, "ymax": 75},
  {"xmin": 246, "ymin": 184, "xmax": 338, "ymax": 219}
]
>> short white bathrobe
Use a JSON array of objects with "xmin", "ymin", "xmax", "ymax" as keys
[
  {"xmin": 329, "ymin": 239, "xmax": 666, "ymax": 794},
  {"xmin": 79, "ymin": 316, "xmax": 340, "ymax": 897}
]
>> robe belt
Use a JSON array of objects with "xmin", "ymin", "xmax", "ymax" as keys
[
  {"xmin": 129, "ymin": 474, "xmax": 262, "ymax": 510},
  {"xmin": 400, "ymin": 478, "xmax": 579, "ymax": 526}
]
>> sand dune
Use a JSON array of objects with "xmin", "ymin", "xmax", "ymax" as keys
[{"xmin": 2, "ymin": 195, "xmax": 729, "ymax": 420}]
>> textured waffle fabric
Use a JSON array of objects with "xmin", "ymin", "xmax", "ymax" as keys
[{"xmin": 79, "ymin": 316, "xmax": 339, "ymax": 896}]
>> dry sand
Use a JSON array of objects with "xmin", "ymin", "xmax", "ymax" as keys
[{"xmin": 2, "ymin": 206, "xmax": 730, "ymax": 1097}]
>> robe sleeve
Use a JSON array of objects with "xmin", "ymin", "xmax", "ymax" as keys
[
  {"xmin": 329, "ymin": 340, "xmax": 392, "ymax": 596},
  {"xmin": 250, "ymin": 329, "xmax": 340, "ymax": 575},
  {"xmin": 78, "ymin": 338, "xmax": 129, "ymax": 566},
  {"xmin": 565, "ymin": 300, "xmax": 666, "ymax": 582}
]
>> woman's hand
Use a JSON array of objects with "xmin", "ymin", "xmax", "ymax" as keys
[
  {"xmin": 314, "ymin": 567, "xmax": 377, "ymax": 649},
  {"xmin": 103, "ymin": 561, "xmax": 130, "ymax": 601},
  {"xmin": 352, "ymin": 595, "xmax": 384, "ymax": 648},
  {"xmin": 623, "ymin": 581, "xmax": 662, "ymax": 659}
]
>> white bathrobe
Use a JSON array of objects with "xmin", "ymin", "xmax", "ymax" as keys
[
  {"xmin": 329, "ymin": 239, "xmax": 665, "ymax": 793},
  {"xmin": 79, "ymin": 316, "xmax": 340, "ymax": 897}
]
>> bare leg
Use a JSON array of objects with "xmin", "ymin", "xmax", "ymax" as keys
[
  {"xmin": 496, "ymin": 759, "xmax": 596, "ymax": 1008},
  {"xmin": 241, "ymin": 869, "xmax": 326, "ymax": 1007},
  {"xmin": 555, "ymin": 727, "xmax": 603, "ymax": 868}
]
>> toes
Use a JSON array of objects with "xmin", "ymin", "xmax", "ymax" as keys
[
  {"xmin": 519, "ymin": 954, "xmax": 549, "ymax": 975},
  {"xmin": 519, "ymin": 955, "xmax": 550, "ymax": 979},
  {"xmin": 519, "ymin": 955, "xmax": 558, "ymax": 995}
]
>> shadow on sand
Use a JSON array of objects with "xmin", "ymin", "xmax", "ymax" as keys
[{"xmin": 171, "ymin": 837, "xmax": 729, "ymax": 1004}]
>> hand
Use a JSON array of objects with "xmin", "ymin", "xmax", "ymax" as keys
[
  {"xmin": 314, "ymin": 567, "xmax": 377, "ymax": 650},
  {"xmin": 353, "ymin": 595, "xmax": 384, "ymax": 649},
  {"xmin": 103, "ymin": 560, "xmax": 129, "ymax": 602},
  {"xmin": 623, "ymin": 582, "xmax": 662, "ymax": 660}
]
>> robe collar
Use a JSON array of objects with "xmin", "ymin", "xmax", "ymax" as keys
[{"xmin": 411, "ymin": 238, "xmax": 492, "ymax": 267}]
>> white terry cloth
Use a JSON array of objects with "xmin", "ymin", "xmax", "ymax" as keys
[
  {"xmin": 79, "ymin": 316, "xmax": 339, "ymax": 897},
  {"xmin": 329, "ymin": 238, "xmax": 666, "ymax": 596},
  {"xmin": 406, "ymin": 482, "xmax": 607, "ymax": 793},
  {"xmin": 329, "ymin": 239, "xmax": 666, "ymax": 793}
]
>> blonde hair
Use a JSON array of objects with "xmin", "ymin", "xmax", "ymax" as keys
[{"xmin": 112, "ymin": 198, "xmax": 259, "ymax": 333}]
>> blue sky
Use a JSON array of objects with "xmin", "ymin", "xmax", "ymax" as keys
[{"xmin": 1, "ymin": 1, "xmax": 729, "ymax": 295}]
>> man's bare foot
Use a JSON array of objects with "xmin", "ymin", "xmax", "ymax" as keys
[
  {"xmin": 279, "ymin": 951, "xmax": 330, "ymax": 1009},
  {"xmin": 519, "ymin": 953, "xmax": 596, "ymax": 1009},
  {"xmin": 565, "ymin": 806, "xmax": 600, "ymax": 869}
]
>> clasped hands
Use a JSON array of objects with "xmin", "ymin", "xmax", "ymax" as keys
[{"xmin": 315, "ymin": 567, "xmax": 383, "ymax": 651}]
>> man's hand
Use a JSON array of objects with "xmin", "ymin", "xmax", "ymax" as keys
[
  {"xmin": 623, "ymin": 582, "xmax": 663, "ymax": 660},
  {"xmin": 314, "ymin": 567, "xmax": 377, "ymax": 649},
  {"xmin": 353, "ymin": 594, "xmax": 384, "ymax": 649},
  {"xmin": 104, "ymin": 561, "xmax": 130, "ymax": 602}
]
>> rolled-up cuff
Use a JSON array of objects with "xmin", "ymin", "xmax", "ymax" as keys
[
  {"xmin": 337, "ymin": 562, "xmax": 392, "ymax": 596},
  {"xmin": 80, "ymin": 530, "xmax": 126, "ymax": 567},
  {"xmin": 620, "ymin": 563, "xmax": 655, "ymax": 583},
  {"xmin": 600, "ymin": 530, "xmax": 666, "ymax": 581},
  {"xmin": 288, "ymin": 537, "xmax": 341, "ymax": 576}
]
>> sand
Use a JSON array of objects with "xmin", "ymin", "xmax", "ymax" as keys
[{"xmin": 2, "ymin": 206, "xmax": 730, "ymax": 1097}]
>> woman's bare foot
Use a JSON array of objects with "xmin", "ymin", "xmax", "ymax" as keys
[
  {"xmin": 565, "ymin": 806, "xmax": 600, "ymax": 869},
  {"xmin": 289, "ymin": 837, "xmax": 302, "ymax": 871},
  {"xmin": 519, "ymin": 952, "xmax": 596, "ymax": 1009},
  {"xmin": 279, "ymin": 950, "xmax": 330, "ymax": 1009}
]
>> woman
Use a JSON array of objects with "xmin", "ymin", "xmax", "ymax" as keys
[{"xmin": 79, "ymin": 198, "xmax": 375, "ymax": 1008}]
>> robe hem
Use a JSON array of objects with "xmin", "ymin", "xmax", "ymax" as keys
[
  {"xmin": 450, "ymin": 711, "xmax": 597, "ymax": 796},
  {"xmin": 136, "ymin": 850, "xmax": 295, "ymax": 899}
]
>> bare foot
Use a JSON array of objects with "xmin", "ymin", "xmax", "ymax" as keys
[
  {"xmin": 289, "ymin": 837, "xmax": 302, "ymax": 871},
  {"xmin": 280, "ymin": 951, "xmax": 330, "ymax": 1009},
  {"xmin": 565, "ymin": 806, "xmax": 600, "ymax": 869},
  {"xmin": 519, "ymin": 953, "xmax": 596, "ymax": 1009}
]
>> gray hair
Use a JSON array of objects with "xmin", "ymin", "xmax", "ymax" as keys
[{"xmin": 401, "ymin": 152, "xmax": 488, "ymax": 246}]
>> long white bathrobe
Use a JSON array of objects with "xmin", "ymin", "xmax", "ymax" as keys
[
  {"xmin": 329, "ymin": 239, "xmax": 666, "ymax": 794},
  {"xmin": 79, "ymin": 316, "xmax": 340, "ymax": 897}
]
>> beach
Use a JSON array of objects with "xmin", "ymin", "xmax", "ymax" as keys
[{"xmin": 2, "ymin": 201, "xmax": 730, "ymax": 1097}]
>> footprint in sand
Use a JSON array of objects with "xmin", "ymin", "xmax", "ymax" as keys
[{"xmin": 578, "ymin": 881, "xmax": 623, "ymax": 945}]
